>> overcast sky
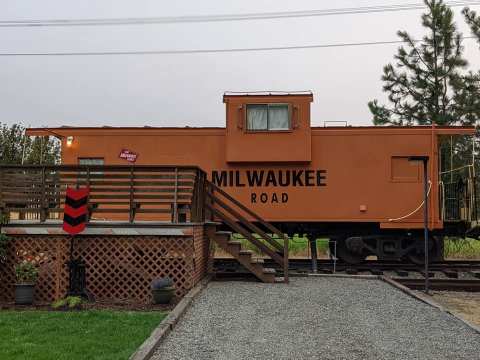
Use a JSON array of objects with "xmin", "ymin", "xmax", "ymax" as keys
[{"xmin": 1, "ymin": 0, "xmax": 480, "ymax": 128}]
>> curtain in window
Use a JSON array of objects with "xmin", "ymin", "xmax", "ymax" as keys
[
  {"xmin": 268, "ymin": 105, "xmax": 289, "ymax": 130},
  {"xmin": 247, "ymin": 105, "xmax": 268, "ymax": 130}
]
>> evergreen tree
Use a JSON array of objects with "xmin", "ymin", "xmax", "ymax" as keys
[{"xmin": 369, "ymin": 0, "xmax": 480, "ymax": 126}]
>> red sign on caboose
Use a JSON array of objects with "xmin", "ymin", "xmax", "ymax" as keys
[
  {"xmin": 63, "ymin": 187, "xmax": 89, "ymax": 235},
  {"xmin": 119, "ymin": 149, "xmax": 138, "ymax": 163}
]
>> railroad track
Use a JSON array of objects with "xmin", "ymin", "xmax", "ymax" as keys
[{"xmin": 213, "ymin": 258, "xmax": 480, "ymax": 291}]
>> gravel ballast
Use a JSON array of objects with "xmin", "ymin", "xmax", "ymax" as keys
[{"xmin": 152, "ymin": 277, "xmax": 480, "ymax": 360}]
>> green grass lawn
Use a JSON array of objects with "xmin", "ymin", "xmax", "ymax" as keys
[{"xmin": 0, "ymin": 310, "xmax": 166, "ymax": 360}]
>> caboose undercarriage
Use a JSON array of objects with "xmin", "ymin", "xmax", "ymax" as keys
[{"xmin": 273, "ymin": 221, "xmax": 454, "ymax": 264}]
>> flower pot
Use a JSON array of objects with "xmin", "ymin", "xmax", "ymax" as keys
[
  {"xmin": 152, "ymin": 287, "xmax": 175, "ymax": 304},
  {"xmin": 15, "ymin": 283, "xmax": 35, "ymax": 305}
]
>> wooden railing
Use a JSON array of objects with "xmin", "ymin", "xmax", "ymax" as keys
[
  {"xmin": 0, "ymin": 165, "xmax": 207, "ymax": 223},
  {"xmin": 205, "ymin": 181, "xmax": 289, "ymax": 282},
  {"xmin": 0, "ymin": 164, "xmax": 288, "ymax": 280}
]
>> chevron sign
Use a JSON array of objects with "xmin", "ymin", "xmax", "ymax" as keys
[{"xmin": 63, "ymin": 187, "xmax": 89, "ymax": 235}]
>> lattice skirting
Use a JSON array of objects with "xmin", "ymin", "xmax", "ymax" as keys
[{"xmin": 0, "ymin": 231, "xmax": 210, "ymax": 304}]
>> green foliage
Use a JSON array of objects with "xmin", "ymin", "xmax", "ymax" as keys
[
  {"xmin": 0, "ymin": 234, "xmax": 9, "ymax": 263},
  {"xmin": 0, "ymin": 310, "xmax": 167, "ymax": 360},
  {"xmin": 51, "ymin": 296, "xmax": 84, "ymax": 310},
  {"xmin": 15, "ymin": 261, "xmax": 39, "ymax": 284},
  {"xmin": 230, "ymin": 234, "xmax": 329, "ymax": 256},
  {"xmin": 51, "ymin": 298, "xmax": 67, "ymax": 309},
  {"xmin": 444, "ymin": 238, "xmax": 480, "ymax": 258},
  {"xmin": 67, "ymin": 296, "xmax": 83, "ymax": 308},
  {"xmin": 463, "ymin": 7, "xmax": 480, "ymax": 40},
  {"xmin": 0, "ymin": 122, "xmax": 60, "ymax": 165},
  {"xmin": 369, "ymin": 0, "xmax": 480, "ymax": 126}
]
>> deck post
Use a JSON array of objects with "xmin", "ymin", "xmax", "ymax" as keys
[
  {"xmin": 129, "ymin": 166, "xmax": 134, "ymax": 223},
  {"xmin": 284, "ymin": 235, "xmax": 289, "ymax": 283},
  {"xmin": 173, "ymin": 168, "xmax": 178, "ymax": 223},
  {"xmin": 40, "ymin": 166, "xmax": 46, "ymax": 222},
  {"xmin": 309, "ymin": 236, "xmax": 318, "ymax": 273}
]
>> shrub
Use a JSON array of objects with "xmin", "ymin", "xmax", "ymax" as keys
[
  {"xmin": 15, "ymin": 261, "xmax": 39, "ymax": 284},
  {"xmin": 444, "ymin": 238, "xmax": 480, "ymax": 259},
  {"xmin": 151, "ymin": 277, "xmax": 174, "ymax": 290},
  {"xmin": 51, "ymin": 298, "xmax": 67, "ymax": 309},
  {"xmin": 51, "ymin": 296, "xmax": 84, "ymax": 310}
]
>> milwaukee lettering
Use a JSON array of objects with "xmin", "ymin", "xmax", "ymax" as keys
[{"xmin": 211, "ymin": 170, "xmax": 327, "ymax": 187}]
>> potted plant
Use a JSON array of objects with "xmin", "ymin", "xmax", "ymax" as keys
[
  {"xmin": 15, "ymin": 260, "xmax": 39, "ymax": 305},
  {"xmin": 151, "ymin": 277, "xmax": 175, "ymax": 304}
]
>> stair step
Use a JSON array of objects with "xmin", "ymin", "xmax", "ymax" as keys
[
  {"xmin": 261, "ymin": 268, "xmax": 276, "ymax": 283},
  {"xmin": 239, "ymin": 250, "xmax": 254, "ymax": 255},
  {"xmin": 210, "ymin": 225, "xmax": 283, "ymax": 283},
  {"xmin": 249, "ymin": 259, "xmax": 265, "ymax": 271},
  {"xmin": 251, "ymin": 258, "xmax": 264, "ymax": 264},
  {"xmin": 215, "ymin": 231, "xmax": 232, "ymax": 241}
]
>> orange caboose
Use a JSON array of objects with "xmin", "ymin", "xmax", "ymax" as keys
[{"xmin": 27, "ymin": 91, "xmax": 477, "ymax": 263}]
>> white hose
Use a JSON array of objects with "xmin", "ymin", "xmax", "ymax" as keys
[{"xmin": 388, "ymin": 180, "xmax": 432, "ymax": 222}]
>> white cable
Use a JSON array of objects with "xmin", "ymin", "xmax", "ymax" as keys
[{"xmin": 388, "ymin": 180, "xmax": 432, "ymax": 222}]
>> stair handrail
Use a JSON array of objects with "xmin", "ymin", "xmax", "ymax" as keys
[
  {"xmin": 205, "ymin": 180, "xmax": 289, "ymax": 283},
  {"xmin": 207, "ymin": 192, "xmax": 283, "ymax": 252},
  {"xmin": 207, "ymin": 182, "xmax": 289, "ymax": 243}
]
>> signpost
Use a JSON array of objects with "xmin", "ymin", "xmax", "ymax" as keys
[
  {"xmin": 408, "ymin": 156, "xmax": 430, "ymax": 294},
  {"xmin": 63, "ymin": 187, "xmax": 90, "ymax": 298}
]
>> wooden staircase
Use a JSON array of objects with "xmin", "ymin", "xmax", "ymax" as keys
[
  {"xmin": 203, "ymin": 181, "xmax": 289, "ymax": 283},
  {"xmin": 213, "ymin": 231, "xmax": 277, "ymax": 283}
]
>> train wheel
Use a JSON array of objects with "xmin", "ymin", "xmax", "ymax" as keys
[
  {"xmin": 331, "ymin": 237, "xmax": 365, "ymax": 264},
  {"xmin": 407, "ymin": 236, "xmax": 442, "ymax": 265}
]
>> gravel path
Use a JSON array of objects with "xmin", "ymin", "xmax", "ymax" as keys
[{"xmin": 153, "ymin": 277, "xmax": 480, "ymax": 360}]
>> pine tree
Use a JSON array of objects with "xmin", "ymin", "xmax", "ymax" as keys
[{"xmin": 369, "ymin": 0, "xmax": 480, "ymax": 126}]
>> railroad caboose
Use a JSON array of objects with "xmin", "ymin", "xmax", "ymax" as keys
[{"xmin": 27, "ymin": 91, "xmax": 477, "ymax": 263}]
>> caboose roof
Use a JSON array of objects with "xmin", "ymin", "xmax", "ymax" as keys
[
  {"xmin": 26, "ymin": 125, "xmax": 475, "ymax": 138},
  {"xmin": 223, "ymin": 91, "xmax": 314, "ymax": 103}
]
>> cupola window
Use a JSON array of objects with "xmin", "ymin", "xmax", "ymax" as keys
[{"xmin": 246, "ymin": 104, "xmax": 290, "ymax": 131}]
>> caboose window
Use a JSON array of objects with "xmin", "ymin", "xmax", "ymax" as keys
[
  {"xmin": 246, "ymin": 104, "xmax": 290, "ymax": 131},
  {"xmin": 78, "ymin": 157, "xmax": 104, "ymax": 176}
]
